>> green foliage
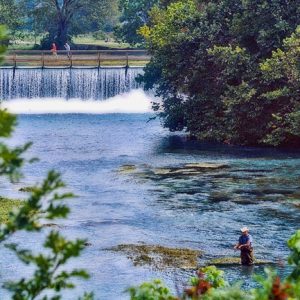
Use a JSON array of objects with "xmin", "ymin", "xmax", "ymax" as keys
[
  {"xmin": 0, "ymin": 25, "xmax": 7, "ymax": 62},
  {"xmin": 0, "ymin": 168, "xmax": 93, "ymax": 299},
  {"xmin": 0, "ymin": 0, "xmax": 24, "ymax": 34},
  {"xmin": 140, "ymin": 0, "xmax": 300, "ymax": 146},
  {"xmin": 0, "ymin": 141, "xmax": 34, "ymax": 182},
  {"xmin": 251, "ymin": 269, "xmax": 279, "ymax": 300},
  {"xmin": 128, "ymin": 279, "xmax": 175, "ymax": 300},
  {"xmin": 287, "ymin": 230, "xmax": 300, "ymax": 282},
  {"xmin": 202, "ymin": 284, "xmax": 248, "ymax": 300},
  {"xmin": 4, "ymin": 232, "xmax": 88, "ymax": 299},
  {"xmin": 199, "ymin": 266, "xmax": 226, "ymax": 289},
  {"xmin": 0, "ymin": 165, "xmax": 92, "ymax": 298},
  {"xmin": 115, "ymin": 0, "xmax": 160, "ymax": 45},
  {"xmin": 259, "ymin": 26, "xmax": 300, "ymax": 146},
  {"xmin": 0, "ymin": 108, "xmax": 36, "ymax": 182},
  {"xmin": 189, "ymin": 266, "xmax": 226, "ymax": 290},
  {"xmin": 0, "ymin": 108, "xmax": 16, "ymax": 137}
]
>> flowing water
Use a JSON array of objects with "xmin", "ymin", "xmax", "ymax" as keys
[
  {"xmin": 0, "ymin": 67, "xmax": 142, "ymax": 100},
  {"xmin": 0, "ymin": 68, "xmax": 300, "ymax": 299}
]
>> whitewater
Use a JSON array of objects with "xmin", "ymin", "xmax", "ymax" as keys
[{"xmin": 2, "ymin": 89, "xmax": 152, "ymax": 114}]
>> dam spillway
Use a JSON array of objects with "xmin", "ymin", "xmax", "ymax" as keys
[{"xmin": 0, "ymin": 67, "xmax": 143, "ymax": 100}]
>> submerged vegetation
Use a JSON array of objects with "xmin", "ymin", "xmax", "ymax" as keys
[
  {"xmin": 118, "ymin": 162, "xmax": 300, "ymax": 206},
  {"xmin": 110, "ymin": 244, "xmax": 202, "ymax": 270}
]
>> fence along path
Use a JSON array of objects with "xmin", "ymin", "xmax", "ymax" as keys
[{"xmin": 3, "ymin": 50, "xmax": 151, "ymax": 68}]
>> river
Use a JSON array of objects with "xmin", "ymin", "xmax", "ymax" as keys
[{"xmin": 0, "ymin": 70, "xmax": 300, "ymax": 299}]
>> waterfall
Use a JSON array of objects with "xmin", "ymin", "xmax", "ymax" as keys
[{"xmin": 0, "ymin": 67, "xmax": 143, "ymax": 100}]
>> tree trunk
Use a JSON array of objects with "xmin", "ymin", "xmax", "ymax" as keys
[{"xmin": 56, "ymin": 17, "xmax": 69, "ymax": 48}]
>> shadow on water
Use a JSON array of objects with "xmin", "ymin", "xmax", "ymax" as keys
[{"xmin": 158, "ymin": 135, "xmax": 300, "ymax": 159}]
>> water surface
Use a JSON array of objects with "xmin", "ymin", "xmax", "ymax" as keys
[{"xmin": 1, "ymin": 113, "xmax": 300, "ymax": 299}]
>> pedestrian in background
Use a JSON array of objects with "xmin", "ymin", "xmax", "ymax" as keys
[
  {"xmin": 64, "ymin": 42, "xmax": 71, "ymax": 59},
  {"xmin": 51, "ymin": 43, "xmax": 58, "ymax": 57}
]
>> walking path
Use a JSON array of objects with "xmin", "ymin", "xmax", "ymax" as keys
[{"xmin": 3, "ymin": 50, "xmax": 150, "ymax": 68}]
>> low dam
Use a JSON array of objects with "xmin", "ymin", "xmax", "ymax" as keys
[{"xmin": 0, "ymin": 67, "xmax": 143, "ymax": 100}]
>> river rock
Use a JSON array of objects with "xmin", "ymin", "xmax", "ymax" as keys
[{"xmin": 109, "ymin": 244, "xmax": 203, "ymax": 270}]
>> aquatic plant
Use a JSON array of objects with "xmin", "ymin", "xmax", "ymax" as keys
[{"xmin": 110, "ymin": 244, "xmax": 202, "ymax": 270}]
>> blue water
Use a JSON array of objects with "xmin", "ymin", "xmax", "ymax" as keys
[{"xmin": 1, "ymin": 113, "xmax": 300, "ymax": 299}]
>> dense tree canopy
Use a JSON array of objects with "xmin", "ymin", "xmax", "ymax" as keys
[
  {"xmin": 140, "ymin": 0, "xmax": 300, "ymax": 147},
  {"xmin": 115, "ymin": 0, "xmax": 160, "ymax": 45},
  {"xmin": 115, "ymin": 0, "xmax": 176, "ymax": 45}
]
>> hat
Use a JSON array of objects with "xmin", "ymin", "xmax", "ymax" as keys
[{"xmin": 241, "ymin": 227, "xmax": 249, "ymax": 232}]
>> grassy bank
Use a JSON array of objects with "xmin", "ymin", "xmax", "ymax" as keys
[
  {"xmin": 8, "ymin": 33, "xmax": 132, "ymax": 51},
  {"xmin": 0, "ymin": 197, "xmax": 22, "ymax": 223},
  {"xmin": 73, "ymin": 35, "xmax": 130, "ymax": 49}
]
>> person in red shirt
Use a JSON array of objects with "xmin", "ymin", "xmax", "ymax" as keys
[{"xmin": 51, "ymin": 43, "xmax": 58, "ymax": 57}]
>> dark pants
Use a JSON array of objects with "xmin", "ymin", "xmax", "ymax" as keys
[{"xmin": 241, "ymin": 248, "xmax": 254, "ymax": 265}]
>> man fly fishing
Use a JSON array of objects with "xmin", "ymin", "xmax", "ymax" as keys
[{"xmin": 234, "ymin": 226, "xmax": 254, "ymax": 265}]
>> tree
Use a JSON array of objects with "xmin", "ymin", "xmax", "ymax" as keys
[
  {"xmin": 115, "ymin": 0, "xmax": 159, "ymax": 45},
  {"xmin": 259, "ymin": 26, "xmax": 300, "ymax": 146},
  {"xmin": 139, "ymin": 0, "xmax": 300, "ymax": 146},
  {"xmin": 115, "ymin": 0, "xmax": 176, "ymax": 45},
  {"xmin": 0, "ymin": 0, "xmax": 23, "ymax": 40},
  {"xmin": 24, "ymin": 0, "xmax": 119, "ymax": 48}
]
